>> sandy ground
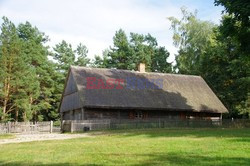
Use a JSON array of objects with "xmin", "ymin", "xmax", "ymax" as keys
[{"xmin": 0, "ymin": 133, "xmax": 91, "ymax": 144}]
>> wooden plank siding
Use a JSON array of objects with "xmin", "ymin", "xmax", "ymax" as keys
[{"xmin": 62, "ymin": 108, "xmax": 221, "ymax": 121}]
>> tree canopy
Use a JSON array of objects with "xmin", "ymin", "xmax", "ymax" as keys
[
  {"xmin": 168, "ymin": 4, "xmax": 249, "ymax": 118},
  {"xmin": 93, "ymin": 29, "xmax": 172, "ymax": 73}
]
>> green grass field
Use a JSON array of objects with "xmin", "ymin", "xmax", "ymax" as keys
[{"xmin": 0, "ymin": 128, "xmax": 249, "ymax": 166}]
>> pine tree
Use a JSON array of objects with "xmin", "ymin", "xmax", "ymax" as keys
[
  {"xmin": 17, "ymin": 22, "xmax": 58, "ymax": 121},
  {"xmin": 93, "ymin": 29, "xmax": 172, "ymax": 73},
  {"xmin": 0, "ymin": 17, "xmax": 26, "ymax": 121}
]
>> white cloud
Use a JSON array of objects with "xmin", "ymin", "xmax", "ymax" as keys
[{"xmin": 0, "ymin": 0, "xmax": 223, "ymax": 62}]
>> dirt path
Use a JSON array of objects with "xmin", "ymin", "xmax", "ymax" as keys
[{"xmin": 0, "ymin": 133, "xmax": 91, "ymax": 144}]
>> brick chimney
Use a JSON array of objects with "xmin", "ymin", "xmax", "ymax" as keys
[{"xmin": 138, "ymin": 63, "xmax": 145, "ymax": 73}]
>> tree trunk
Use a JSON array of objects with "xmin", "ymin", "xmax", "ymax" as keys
[
  {"xmin": 23, "ymin": 111, "xmax": 27, "ymax": 122},
  {"xmin": 2, "ymin": 78, "xmax": 10, "ymax": 121},
  {"xmin": 29, "ymin": 96, "xmax": 33, "ymax": 121},
  {"xmin": 15, "ymin": 107, "xmax": 19, "ymax": 122}
]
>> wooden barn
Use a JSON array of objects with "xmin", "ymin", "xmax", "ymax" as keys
[{"xmin": 59, "ymin": 64, "xmax": 228, "ymax": 121}]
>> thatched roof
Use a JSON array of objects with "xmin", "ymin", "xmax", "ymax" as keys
[{"xmin": 60, "ymin": 66, "xmax": 228, "ymax": 113}]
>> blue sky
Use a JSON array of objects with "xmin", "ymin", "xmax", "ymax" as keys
[{"xmin": 0, "ymin": 0, "xmax": 224, "ymax": 62}]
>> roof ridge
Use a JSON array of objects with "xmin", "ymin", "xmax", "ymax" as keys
[{"xmin": 70, "ymin": 65, "xmax": 202, "ymax": 78}]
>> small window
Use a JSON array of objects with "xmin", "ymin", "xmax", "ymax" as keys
[{"xmin": 135, "ymin": 111, "xmax": 143, "ymax": 119}]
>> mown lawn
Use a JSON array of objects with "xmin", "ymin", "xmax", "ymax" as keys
[{"xmin": 0, "ymin": 128, "xmax": 249, "ymax": 166}]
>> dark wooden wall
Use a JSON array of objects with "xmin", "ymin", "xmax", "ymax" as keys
[
  {"xmin": 81, "ymin": 108, "xmax": 221, "ymax": 120},
  {"xmin": 62, "ymin": 109, "xmax": 82, "ymax": 120},
  {"xmin": 62, "ymin": 107, "xmax": 221, "ymax": 121}
]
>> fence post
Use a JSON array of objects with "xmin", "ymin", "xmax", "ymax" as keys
[
  {"xmin": 70, "ymin": 120, "xmax": 73, "ymax": 133},
  {"xmin": 7, "ymin": 121, "xmax": 11, "ymax": 133},
  {"xmin": 50, "ymin": 121, "xmax": 53, "ymax": 133},
  {"xmin": 109, "ymin": 120, "xmax": 111, "ymax": 130},
  {"xmin": 61, "ymin": 120, "xmax": 64, "ymax": 133}
]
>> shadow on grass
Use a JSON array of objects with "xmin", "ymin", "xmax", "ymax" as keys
[
  {"xmin": 0, "ymin": 161, "xmax": 102, "ymax": 166},
  {"xmin": 1, "ymin": 153, "xmax": 249, "ymax": 166},
  {"xmin": 130, "ymin": 152, "xmax": 250, "ymax": 166},
  {"xmin": 92, "ymin": 128, "xmax": 250, "ymax": 139}
]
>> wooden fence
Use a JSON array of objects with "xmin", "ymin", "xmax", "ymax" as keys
[
  {"xmin": 62, "ymin": 119, "xmax": 110, "ymax": 133},
  {"xmin": 4, "ymin": 119, "xmax": 248, "ymax": 133},
  {"xmin": 62, "ymin": 119, "xmax": 250, "ymax": 132},
  {"xmin": 0, "ymin": 121, "xmax": 55, "ymax": 134}
]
